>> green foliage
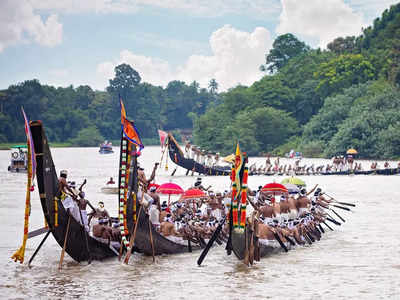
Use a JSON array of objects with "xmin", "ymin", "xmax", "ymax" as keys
[
  {"xmin": 327, "ymin": 36, "xmax": 357, "ymax": 54},
  {"xmin": 3, "ymin": 5, "xmax": 400, "ymax": 159},
  {"xmin": 264, "ymin": 33, "xmax": 310, "ymax": 73},
  {"xmin": 300, "ymin": 141, "xmax": 325, "ymax": 158},
  {"xmin": 193, "ymin": 98, "xmax": 299, "ymax": 156},
  {"xmin": 302, "ymin": 83, "xmax": 371, "ymax": 144},
  {"xmin": 314, "ymin": 54, "xmax": 376, "ymax": 98},
  {"xmin": 69, "ymin": 126, "xmax": 104, "ymax": 147},
  {"xmin": 271, "ymin": 136, "xmax": 301, "ymax": 157},
  {"xmin": 324, "ymin": 84, "xmax": 400, "ymax": 158},
  {"xmin": 107, "ymin": 63, "xmax": 141, "ymax": 100}
]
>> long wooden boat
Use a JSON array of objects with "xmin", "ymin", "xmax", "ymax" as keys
[
  {"xmin": 231, "ymin": 227, "xmax": 280, "ymax": 260},
  {"xmin": 128, "ymin": 202, "xmax": 201, "ymax": 255},
  {"xmin": 167, "ymin": 133, "xmax": 231, "ymax": 176},
  {"xmin": 167, "ymin": 135, "xmax": 399, "ymax": 177},
  {"xmin": 30, "ymin": 121, "xmax": 117, "ymax": 262},
  {"xmin": 248, "ymin": 168, "xmax": 400, "ymax": 176},
  {"xmin": 118, "ymin": 121, "xmax": 201, "ymax": 256}
]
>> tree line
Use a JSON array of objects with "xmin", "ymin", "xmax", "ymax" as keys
[
  {"xmin": 193, "ymin": 3, "xmax": 400, "ymax": 159},
  {"xmin": 0, "ymin": 65, "xmax": 219, "ymax": 147},
  {"xmin": 1, "ymin": 3, "xmax": 400, "ymax": 159}
]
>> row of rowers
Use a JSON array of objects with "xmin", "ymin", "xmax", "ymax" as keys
[
  {"xmin": 137, "ymin": 177, "xmax": 229, "ymax": 245},
  {"xmin": 248, "ymin": 185, "xmax": 334, "ymax": 247},
  {"xmin": 57, "ymin": 170, "xmax": 121, "ymax": 247}
]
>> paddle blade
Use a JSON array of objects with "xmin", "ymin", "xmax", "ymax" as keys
[
  {"xmin": 273, "ymin": 232, "xmax": 288, "ymax": 252},
  {"xmin": 332, "ymin": 204, "xmax": 351, "ymax": 211},
  {"xmin": 338, "ymin": 201, "xmax": 356, "ymax": 207},
  {"xmin": 197, "ymin": 218, "xmax": 225, "ymax": 266}
]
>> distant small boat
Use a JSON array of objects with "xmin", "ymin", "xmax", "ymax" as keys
[
  {"xmin": 99, "ymin": 141, "xmax": 113, "ymax": 154},
  {"xmin": 100, "ymin": 186, "xmax": 118, "ymax": 194},
  {"xmin": 8, "ymin": 145, "xmax": 28, "ymax": 173}
]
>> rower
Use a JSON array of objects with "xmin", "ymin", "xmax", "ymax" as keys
[
  {"xmin": 148, "ymin": 186, "xmax": 161, "ymax": 211},
  {"xmin": 88, "ymin": 201, "xmax": 110, "ymax": 225},
  {"xmin": 137, "ymin": 162, "xmax": 159, "ymax": 191},
  {"xmin": 185, "ymin": 142, "xmax": 191, "ymax": 158},
  {"xmin": 214, "ymin": 153, "xmax": 220, "ymax": 166},
  {"xmin": 106, "ymin": 177, "xmax": 115, "ymax": 185},
  {"xmin": 297, "ymin": 189, "xmax": 310, "ymax": 217},
  {"xmin": 148, "ymin": 187, "xmax": 161, "ymax": 229},
  {"xmin": 93, "ymin": 218, "xmax": 112, "ymax": 241},
  {"xmin": 279, "ymin": 195, "xmax": 290, "ymax": 224},
  {"xmin": 58, "ymin": 170, "xmax": 76, "ymax": 200}
]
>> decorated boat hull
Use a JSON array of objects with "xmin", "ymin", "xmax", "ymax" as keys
[
  {"xmin": 167, "ymin": 134, "xmax": 231, "ymax": 176},
  {"xmin": 30, "ymin": 121, "xmax": 117, "ymax": 262}
]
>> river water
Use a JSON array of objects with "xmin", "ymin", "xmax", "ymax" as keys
[{"xmin": 1, "ymin": 146, "xmax": 399, "ymax": 299}]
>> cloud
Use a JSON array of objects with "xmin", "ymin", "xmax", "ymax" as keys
[
  {"xmin": 29, "ymin": 0, "xmax": 280, "ymax": 18},
  {"xmin": 0, "ymin": 0, "xmax": 62, "ymax": 52},
  {"xmin": 176, "ymin": 25, "xmax": 272, "ymax": 90},
  {"xmin": 97, "ymin": 25, "xmax": 272, "ymax": 91},
  {"xmin": 277, "ymin": 0, "xmax": 366, "ymax": 48}
]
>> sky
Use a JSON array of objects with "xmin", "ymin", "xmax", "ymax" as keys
[{"xmin": 0, "ymin": 0, "xmax": 399, "ymax": 92}]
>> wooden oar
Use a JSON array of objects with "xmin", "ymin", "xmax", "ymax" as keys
[
  {"xmin": 148, "ymin": 216, "xmax": 155, "ymax": 263},
  {"xmin": 124, "ymin": 205, "xmax": 143, "ymax": 264},
  {"xmin": 318, "ymin": 224, "xmax": 325, "ymax": 234},
  {"xmin": 59, "ymin": 214, "xmax": 71, "ymax": 270},
  {"xmin": 243, "ymin": 228, "xmax": 249, "ymax": 266},
  {"xmin": 332, "ymin": 204, "xmax": 351, "ymax": 211},
  {"xmin": 28, "ymin": 227, "xmax": 49, "ymax": 239},
  {"xmin": 336, "ymin": 201, "xmax": 356, "ymax": 207},
  {"xmin": 28, "ymin": 230, "xmax": 51, "ymax": 267},
  {"xmin": 197, "ymin": 216, "xmax": 226, "ymax": 266},
  {"xmin": 171, "ymin": 168, "xmax": 177, "ymax": 176},
  {"xmin": 323, "ymin": 193, "xmax": 356, "ymax": 207},
  {"xmin": 78, "ymin": 209, "xmax": 91, "ymax": 264},
  {"xmin": 283, "ymin": 234, "xmax": 296, "ymax": 246},
  {"xmin": 272, "ymin": 231, "xmax": 288, "ymax": 252},
  {"xmin": 322, "ymin": 221, "xmax": 333, "ymax": 231},
  {"xmin": 326, "ymin": 216, "xmax": 341, "ymax": 226},
  {"xmin": 330, "ymin": 208, "xmax": 345, "ymax": 223}
]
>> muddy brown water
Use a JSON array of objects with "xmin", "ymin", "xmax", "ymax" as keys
[{"xmin": 1, "ymin": 147, "xmax": 399, "ymax": 299}]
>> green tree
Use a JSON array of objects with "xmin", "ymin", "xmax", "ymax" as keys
[
  {"xmin": 264, "ymin": 33, "xmax": 310, "ymax": 73},
  {"xmin": 314, "ymin": 54, "xmax": 376, "ymax": 98},
  {"xmin": 208, "ymin": 79, "xmax": 218, "ymax": 94},
  {"xmin": 107, "ymin": 64, "xmax": 141, "ymax": 100},
  {"xmin": 327, "ymin": 36, "xmax": 357, "ymax": 54},
  {"xmin": 69, "ymin": 126, "xmax": 104, "ymax": 147}
]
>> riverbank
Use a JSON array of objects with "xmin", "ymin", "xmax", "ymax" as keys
[{"xmin": 0, "ymin": 142, "xmax": 71, "ymax": 150}]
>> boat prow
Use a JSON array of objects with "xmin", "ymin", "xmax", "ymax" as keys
[{"xmin": 30, "ymin": 121, "xmax": 117, "ymax": 262}]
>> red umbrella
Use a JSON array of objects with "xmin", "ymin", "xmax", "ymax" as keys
[
  {"xmin": 156, "ymin": 182, "xmax": 184, "ymax": 207},
  {"xmin": 181, "ymin": 188, "xmax": 207, "ymax": 211},
  {"xmin": 261, "ymin": 182, "xmax": 288, "ymax": 195},
  {"xmin": 181, "ymin": 188, "xmax": 206, "ymax": 199}
]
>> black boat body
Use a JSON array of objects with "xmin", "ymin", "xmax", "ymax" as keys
[
  {"xmin": 30, "ymin": 121, "xmax": 117, "ymax": 262},
  {"xmin": 120, "ymin": 136, "xmax": 201, "ymax": 256},
  {"xmin": 231, "ymin": 226, "xmax": 279, "ymax": 260},
  {"xmin": 167, "ymin": 134, "xmax": 231, "ymax": 176},
  {"xmin": 128, "ymin": 203, "xmax": 201, "ymax": 255},
  {"xmin": 248, "ymin": 168, "xmax": 400, "ymax": 176}
]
